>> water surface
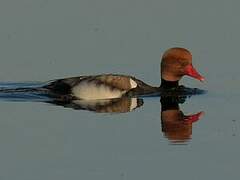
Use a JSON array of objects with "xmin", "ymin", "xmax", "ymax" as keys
[{"xmin": 0, "ymin": 0, "xmax": 240, "ymax": 180}]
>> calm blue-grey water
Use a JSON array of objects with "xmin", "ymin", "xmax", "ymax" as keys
[{"xmin": 0, "ymin": 0, "xmax": 240, "ymax": 179}]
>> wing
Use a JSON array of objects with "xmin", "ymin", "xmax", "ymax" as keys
[
  {"xmin": 43, "ymin": 76, "xmax": 88, "ymax": 95},
  {"xmin": 90, "ymin": 74, "xmax": 137, "ymax": 90}
]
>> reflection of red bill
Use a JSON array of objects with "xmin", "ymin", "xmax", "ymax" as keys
[
  {"xmin": 184, "ymin": 111, "xmax": 204, "ymax": 124},
  {"xmin": 185, "ymin": 64, "xmax": 205, "ymax": 82}
]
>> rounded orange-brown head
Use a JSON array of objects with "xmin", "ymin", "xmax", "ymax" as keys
[{"xmin": 161, "ymin": 47, "xmax": 204, "ymax": 82}]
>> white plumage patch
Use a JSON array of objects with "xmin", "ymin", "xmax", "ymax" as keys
[
  {"xmin": 71, "ymin": 81, "xmax": 126, "ymax": 100},
  {"xmin": 130, "ymin": 78, "xmax": 137, "ymax": 88}
]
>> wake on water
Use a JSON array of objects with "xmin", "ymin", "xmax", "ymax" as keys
[{"xmin": 0, "ymin": 82, "xmax": 51, "ymax": 102}]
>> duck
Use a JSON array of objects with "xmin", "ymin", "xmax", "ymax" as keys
[{"xmin": 43, "ymin": 47, "xmax": 205, "ymax": 100}]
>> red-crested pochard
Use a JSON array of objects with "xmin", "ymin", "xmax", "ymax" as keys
[{"xmin": 44, "ymin": 47, "xmax": 204, "ymax": 100}]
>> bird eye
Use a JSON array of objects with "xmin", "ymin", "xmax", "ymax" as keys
[{"xmin": 180, "ymin": 61, "xmax": 188, "ymax": 67}]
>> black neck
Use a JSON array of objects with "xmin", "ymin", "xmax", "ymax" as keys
[{"xmin": 160, "ymin": 78, "xmax": 179, "ymax": 89}]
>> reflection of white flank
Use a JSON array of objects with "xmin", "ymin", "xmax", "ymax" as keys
[
  {"xmin": 72, "ymin": 99, "xmax": 110, "ymax": 109},
  {"xmin": 130, "ymin": 98, "xmax": 138, "ymax": 111},
  {"xmin": 72, "ymin": 81, "xmax": 125, "ymax": 100}
]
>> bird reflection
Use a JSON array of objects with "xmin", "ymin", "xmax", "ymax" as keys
[
  {"xmin": 49, "ymin": 97, "xmax": 144, "ymax": 113},
  {"xmin": 0, "ymin": 83, "xmax": 205, "ymax": 141},
  {"xmin": 160, "ymin": 96, "xmax": 204, "ymax": 143}
]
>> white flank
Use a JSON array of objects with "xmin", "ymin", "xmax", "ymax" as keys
[
  {"xmin": 72, "ymin": 81, "xmax": 125, "ymax": 100},
  {"xmin": 129, "ymin": 98, "xmax": 138, "ymax": 111},
  {"xmin": 130, "ymin": 78, "xmax": 137, "ymax": 88}
]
